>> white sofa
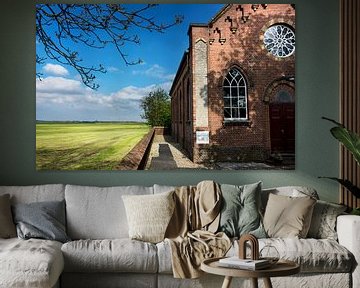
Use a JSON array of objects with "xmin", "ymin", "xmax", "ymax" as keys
[{"xmin": 0, "ymin": 183, "xmax": 359, "ymax": 288}]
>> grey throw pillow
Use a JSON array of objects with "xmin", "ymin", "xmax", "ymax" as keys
[
  {"xmin": 307, "ymin": 200, "xmax": 347, "ymax": 240},
  {"xmin": 12, "ymin": 200, "xmax": 70, "ymax": 243},
  {"xmin": 218, "ymin": 182, "xmax": 266, "ymax": 238},
  {"xmin": 0, "ymin": 194, "xmax": 17, "ymax": 238}
]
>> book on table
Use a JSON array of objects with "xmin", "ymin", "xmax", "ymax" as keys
[{"xmin": 218, "ymin": 257, "xmax": 271, "ymax": 270}]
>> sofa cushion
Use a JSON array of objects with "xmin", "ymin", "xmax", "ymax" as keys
[
  {"xmin": 260, "ymin": 238, "xmax": 353, "ymax": 273},
  {"xmin": 307, "ymin": 200, "xmax": 347, "ymax": 240},
  {"xmin": 122, "ymin": 191, "xmax": 175, "ymax": 243},
  {"xmin": 0, "ymin": 194, "xmax": 16, "ymax": 238},
  {"xmin": 61, "ymin": 273, "xmax": 157, "ymax": 288},
  {"xmin": 263, "ymin": 193, "xmax": 316, "ymax": 238},
  {"xmin": 156, "ymin": 240, "xmax": 173, "ymax": 274},
  {"xmin": 261, "ymin": 186, "xmax": 319, "ymax": 213},
  {"xmin": 0, "ymin": 238, "xmax": 64, "ymax": 288},
  {"xmin": 61, "ymin": 239, "xmax": 158, "ymax": 273},
  {"xmin": 218, "ymin": 182, "xmax": 266, "ymax": 238},
  {"xmin": 65, "ymin": 185, "xmax": 153, "ymax": 239},
  {"xmin": 157, "ymin": 237, "xmax": 353, "ymax": 274},
  {"xmin": 0, "ymin": 184, "xmax": 65, "ymax": 204},
  {"xmin": 153, "ymin": 184, "xmax": 176, "ymax": 194},
  {"xmin": 12, "ymin": 200, "xmax": 70, "ymax": 243}
]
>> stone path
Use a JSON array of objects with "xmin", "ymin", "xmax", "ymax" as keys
[
  {"xmin": 148, "ymin": 143, "xmax": 177, "ymax": 170},
  {"xmin": 146, "ymin": 135, "xmax": 205, "ymax": 170}
]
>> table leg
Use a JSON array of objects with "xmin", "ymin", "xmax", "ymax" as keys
[
  {"xmin": 222, "ymin": 276, "xmax": 233, "ymax": 288},
  {"xmin": 263, "ymin": 277, "xmax": 273, "ymax": 288},
  {"xmin": 251, "ymin": 278, "xmax": 258, "ymax": 288}
]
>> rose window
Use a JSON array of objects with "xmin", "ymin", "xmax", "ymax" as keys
[{"xmin": 263, "ymin": 24, "xmax": 295, "ymax": 58}]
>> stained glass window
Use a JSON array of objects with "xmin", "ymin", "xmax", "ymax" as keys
[{"xmin": 264, "ymin": 24, "xmax": 295, "ymax": 58}]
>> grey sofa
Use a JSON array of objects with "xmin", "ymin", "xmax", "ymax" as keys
[{"xmin": 0, "ymin": 183, "xmax": 359, "ymax": 288}]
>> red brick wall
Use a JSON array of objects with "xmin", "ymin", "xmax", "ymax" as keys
[{"xmin": 171, "ymin": 4, "xmax": 295, "ymax": 164}]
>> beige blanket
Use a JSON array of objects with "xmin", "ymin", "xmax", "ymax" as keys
[{"xmin": 165, "ymin": 181, "xmax": 231, "ymax": 278}]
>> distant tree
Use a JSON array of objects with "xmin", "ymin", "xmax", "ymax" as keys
[
  {"xmin": 140, "ymin": 88, "xmax": 171, "ymax": 127},
  {"xmin": 36, "ymin": 4, "xmax": 183, "ymax": 89}
]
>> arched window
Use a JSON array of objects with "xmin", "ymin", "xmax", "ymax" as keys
[{"xmin": 223, "ymin": 68, "xmax": 248, "ymax": 121}]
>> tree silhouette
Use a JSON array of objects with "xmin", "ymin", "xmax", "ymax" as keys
[{"xmin": 36, "ymin": 4, "xmax": 183, "ymax": 89}]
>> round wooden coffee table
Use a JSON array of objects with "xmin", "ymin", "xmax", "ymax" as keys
[{"xmin": 201, "ymin": 257, "xmax": 300, "ymax": 288}]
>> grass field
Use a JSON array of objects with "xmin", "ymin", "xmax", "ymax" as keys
[{"xmin": 36, "ymin": 122, "xmax": 150, "ymax": 170}]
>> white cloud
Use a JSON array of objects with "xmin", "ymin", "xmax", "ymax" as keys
[
  {"xmin": 43, "ymin": 63, "xmax": 69, "ymax": 76},
  {"xmin": 36, "ymin": 77, "xmax": 84, "ymax": 103},
  {"xmin": 132, "ymin": 64, "xmax": 175, "ymax": 81},
  {"xmin": 36, "ymin": 76, "xmax": 172, "ymax": 121}
]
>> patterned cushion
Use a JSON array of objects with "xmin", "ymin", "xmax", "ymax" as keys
[{"xmin": 307, "ymin": 200, "xmax": 347, "ymax": 240}]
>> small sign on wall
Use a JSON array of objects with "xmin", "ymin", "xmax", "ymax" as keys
[{"xmin": 196, "ymin": 131, "xmax": 209, "ymax": 144}]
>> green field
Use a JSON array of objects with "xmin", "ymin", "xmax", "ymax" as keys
[{"xmin": 36, "ymin": 122, "xmax": 150, "ymax": 170}]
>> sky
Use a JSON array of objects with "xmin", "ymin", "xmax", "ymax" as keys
[{"xmin": 36, "ymin": 4, "xmax": 224, "ymax": 122}]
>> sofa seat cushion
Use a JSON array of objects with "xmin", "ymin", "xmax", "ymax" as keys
[
  {"xmin": 0, "ymin": 238, "xmax": 64, "ymax": 288},
  {"xmin": 227, "ymin": 238, "xmax": 354, "ymax": 273},
  {"xmin": 157, "ymin": 238, "xmax": 354, "ymax": 274},
  {"xmin": 62, "ymin": 239, "xmax": 158, "ymax": 273}
]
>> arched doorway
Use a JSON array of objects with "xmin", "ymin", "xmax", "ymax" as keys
[{"xmin": 268, "ymin": 84, "xmax": 295, "ymax": 155}]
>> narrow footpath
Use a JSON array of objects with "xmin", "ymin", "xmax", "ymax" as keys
[
  {"xmin": 146, "ymin": 135, "xmax": 205, "ymax": 170},
  {"xmin": 149, "ymin": 143, "xmax": 177, "ymax": 169}
]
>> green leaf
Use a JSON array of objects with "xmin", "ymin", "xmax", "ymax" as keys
[
  {"xmin": 322, "ymin": 117, "xmax": 360, "ymax": 165},
  {"xmin": 319, "ymin": 177, "xmax": 360, "ymax": 198},
  {"xmin": 330, "ymin": 126, "xmax": 360, "ymax": 165},
  {"xmin": 351, "ymin": 208, "xmax": 360, "ymax": 215}
]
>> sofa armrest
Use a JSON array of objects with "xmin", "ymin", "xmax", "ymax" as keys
[{"xmin": 337, "ymin": 215, "xmax": 360, "ymax": 288}]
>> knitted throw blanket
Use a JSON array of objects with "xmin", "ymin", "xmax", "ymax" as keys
[{"xmin": 165, "ymin": 181, "xmax": 231, "ymax": 278}]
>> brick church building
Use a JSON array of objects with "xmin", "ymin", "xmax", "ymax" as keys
[{"xmin": 170, "ymin": 4, "xmax": 295, "ymax": 165}]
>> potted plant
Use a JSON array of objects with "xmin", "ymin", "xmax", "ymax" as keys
[{"xmin": 320, "ymin": 117, "xmax": 360, "ymax": 215}]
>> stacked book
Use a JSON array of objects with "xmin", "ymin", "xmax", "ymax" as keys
[{"xmin": 218, "ymin": 257, "xmax": 271, "ymax": 270}]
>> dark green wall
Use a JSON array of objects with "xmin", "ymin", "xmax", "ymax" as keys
[{"xmin": 0, "ymin": 0, "xmax": 340, "ymax": 202}]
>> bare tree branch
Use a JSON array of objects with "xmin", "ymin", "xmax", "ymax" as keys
[{"xmin": 36, "ymin": 4, "xmax": 183, "ymax": 89}]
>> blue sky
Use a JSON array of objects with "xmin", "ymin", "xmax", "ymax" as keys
[{"xmin": 36, "ymin": 4, "xmax": 224, "ymax": 121}]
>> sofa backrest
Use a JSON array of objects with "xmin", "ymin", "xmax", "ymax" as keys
[
  {"xmin": 0, "ymin": 184, "xmax": 65, "ymax": 204},
  {"xmin": 65, "ymin": 184, "xmax": 154, "ymax": 240}
]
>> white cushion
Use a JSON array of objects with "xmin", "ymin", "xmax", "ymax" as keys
[
  {"xmin": 0, "ymin": 238, "xmax": 63, "ymax": 288},
  {"xmin": 62, "ymin": 239, "xmax": 158, "ymax": 273},
  {"xmin": 65, "ymin": 185, "xmax": 153, "ymax": 239},
  {"xmin": 122, "ymin": 191, "xmax": 175, "ymax": 243}
]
